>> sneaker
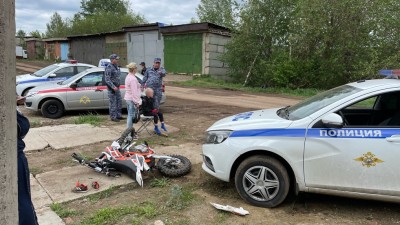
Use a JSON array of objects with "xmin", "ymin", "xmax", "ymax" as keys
[
  {"xmin": 154, "ymin": 126, "xmax": 162, "ymax": 135},
  {"xmin": 161, "ymin": 123, "xmax": 168, "ymax": 132},
  {"xmin": 111, "ymin": 118, "xmax": 120, "ymax": 122}
]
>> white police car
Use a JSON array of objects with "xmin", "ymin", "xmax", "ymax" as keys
[
  {"xmin": 203, "ymin": 79, "xmax": 400, "ymax": 207},
  {"xmin": 16, "ymin": 60, "xmax": 95, "ymax": 96}
]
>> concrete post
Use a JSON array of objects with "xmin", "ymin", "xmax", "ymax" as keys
[{"xmin": 0, "ymin": 0, "xmax": 18, "ymax": 224}]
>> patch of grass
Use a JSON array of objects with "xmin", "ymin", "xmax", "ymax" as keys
[
  {"xmin": 214, "ymin": 211, "xmax": 230, "ymax": 224},
  {"xmin": 29, "ymin": 119, "xmax": 41, "ymax": 127},
  {"xmin": 134, "ymin": 201, "xmax": 158, "ymax": 218},
  {"xmin": 173, "ymin": 75, "xmax": 320, "ymax": 98},
  {"xmin": 150, "ymin": 177, "xmax": 171, "ymax": 188},
  {"xmin": 165, "ymin": 184, "xmax": 195, "ymax": 210},
  {"xmin": 87, "ymin": 185, "xmax": 117, "ymax": 202},
  {"xmin": 79, "ymin": 202, "xmax": 159, "ymax": 225},
  {"xmin": 165, "ymin": 218, "xmax": 192, "ymax": 225},
  {"xmin": 131, "ymin": 217, "xmax": 143, "ymax": 225},
  {"xmin": 74, "ymin": 113, "xmax": 104, "ymax": 126},
  {"xmin": 79, "ymin": 206, "xmax": 136, "ymax": 225},
  {"xmin": 29, "ymin": 167, "xmax": 43, "ymax": 176},
  {"xmin": 50, "ymin": 202, "xmax": 80, "ymax": 218}
]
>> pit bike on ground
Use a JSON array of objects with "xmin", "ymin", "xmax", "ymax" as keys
[{"xmin": 72, "ymin": 127, "xmax": 191, "ymax": 187}]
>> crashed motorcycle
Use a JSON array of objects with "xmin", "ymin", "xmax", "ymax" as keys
[{"xmin": 72, "ymin": 127, "xmax": 191, "ymax": 187}]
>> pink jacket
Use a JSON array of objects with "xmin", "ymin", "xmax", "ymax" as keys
[{"xmin": 124, "ymin": 73, "xmax": 142, "ymax": 105}]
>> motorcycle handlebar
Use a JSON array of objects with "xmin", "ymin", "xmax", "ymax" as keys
[{"xmin": 71, "ymin": 153, "xmax": 85, "ymax": 164}]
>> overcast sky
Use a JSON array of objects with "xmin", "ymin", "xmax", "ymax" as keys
[{"xmin": 15, "ymin": 0, "xmax": 201, "ymax": 34}]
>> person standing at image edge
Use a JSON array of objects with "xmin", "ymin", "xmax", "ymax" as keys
[
  {"xmin": 17, "ymin": 96, "xmax": 39, "ymax": 225},
  {"xmin": 124, "ymin": 62, "xmax": 142, "ymax": 129},
  {"xmin": 105, "ymin": 54, "xmax": 123, "ymax": 122}
]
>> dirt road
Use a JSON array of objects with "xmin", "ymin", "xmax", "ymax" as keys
[{"xmin": 17, "ymin": 61, "xmax": 399, "ymax": 225}]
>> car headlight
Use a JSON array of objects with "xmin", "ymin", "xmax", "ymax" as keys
[{"xmin": 205, "ymin": 130, "xmax": 232, "ymax": 144}]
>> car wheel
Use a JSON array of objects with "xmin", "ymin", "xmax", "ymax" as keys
[
  {"xmin": 235, "ymin": 155, "xmax": 290, "ymax": 208},
  {"xmin": 41, "ymin": 99, "xmax": 64, "ymax": 119}
]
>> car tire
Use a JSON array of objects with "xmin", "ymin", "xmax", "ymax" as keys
[
  {"xmin": 41, "ymin": 99, "xmax": 64, "ymax": 119},
  {"xmin": 235, "ymin": 155, "xmax": 290, "ymax": 208}
]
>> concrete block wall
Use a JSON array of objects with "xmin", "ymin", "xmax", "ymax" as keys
[{"xmin": 202, "ymin": 33, "xmax": 229, "ymax": 76}]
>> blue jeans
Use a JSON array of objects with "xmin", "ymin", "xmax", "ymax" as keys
[{"xmin": 126, "ymin": 100, "xmax": 138, "ymax": 128}]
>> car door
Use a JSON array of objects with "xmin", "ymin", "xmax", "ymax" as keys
[
  {"xmin": 304, "ymin": 91, "xmax": 400, "ymax": 196},
  {"xmin": 66, "ymin": 72, "xmax": 105, "ymax": 109}
]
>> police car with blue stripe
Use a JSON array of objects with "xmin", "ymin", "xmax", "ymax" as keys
[
  {"xmin": 16, "ymin": 60, "xmax": 95, "ymax": 96},
  {"xmin": 203, "ymin": 78, "xmax": 400, "ymax": 207}
]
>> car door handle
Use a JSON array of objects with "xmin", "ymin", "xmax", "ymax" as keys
[
  {"xmin": 95, "ymin": 89, "xmax": 103, "ymax": 92},
  {"xmin": 385, "ymin": 135, "xmax": 400, "ymax": 142}
]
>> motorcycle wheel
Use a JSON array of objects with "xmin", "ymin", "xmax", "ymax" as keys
[
  {"xmin": 156, "ymin": 155, "xmax": 191, "ymax": 177},
  {"xmin": 117, "ymin": 127, "xmax": 136, "ymax": 147}
]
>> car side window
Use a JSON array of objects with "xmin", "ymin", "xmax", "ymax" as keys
[
  {"xmin": 347, "ymin": 97, "xmax": 377, "ymax": 110},
  {"xmin": 120, "ymin": 72, "xmax": 128, "ymax": 85},
  {"xmin": 77, "ymin": 66, "xmax": 91, "ymax": 73},
  {"xmin": 338, "ymin": 91, "xmax": 400, "ymax": 127},
  {"xmin": 54, "ymin": 67, "xmax": 75, "ymax": 78},
  {"xmin": 77, "ymin": 72, "xmax": 103, "ymax": 87}
]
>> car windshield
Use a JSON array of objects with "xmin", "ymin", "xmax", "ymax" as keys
[
  {"xmin": 284, "ymin": 85, "xmax": 361, "ymax": 120},
  {"xmin": 60, "ymin": 71, "xmax": 88, "ymax": 85},
  {"xmin": 33, "ymin": 64, "xmax": 60, "ymax": 77}
]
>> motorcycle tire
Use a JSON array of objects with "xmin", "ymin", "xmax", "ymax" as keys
[
  {"xmin": 156, "ymin": 155, "xmax": 191, "ymax": 177},
  {"xmin": 117, "ymin": 127, "xmax": 136, "ymax": 147}
]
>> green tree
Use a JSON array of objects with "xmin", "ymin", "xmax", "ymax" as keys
[
  {"xmin": 223, "ymin": 0, "xmax": 400, "ymax": 89},
  {"xmin": 80, "ymin": 0, "xmax": 129, "ymax": 16},
  {"xmin": 222, "ymin": 0, "xmax": 297, "ymax": 86},
  {"xmin": 16, "ymin": 29, "xmax": 26, "ymax": 46},
  {"xmin": 16, "ymin": 29, "xmax": 26, "ymax": 38},
  {"xmin": 29, "ymin": 30, "xmax": 42, "ymax": 39},
  {"xmin": 70, "ymin": 12, "xmax": 145, "ymax": 35},
  {"xmin": 45, "ymin": 12, "xmax": 70, "ymax": 38},
  {"xmin": 196, "ymin": 0, "xmax": 238, "ymax": 29}
]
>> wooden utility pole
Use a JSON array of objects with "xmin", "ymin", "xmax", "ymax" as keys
[{"xmin": 0, "ymin": 0, "xmax": 18, "ymax": 224}]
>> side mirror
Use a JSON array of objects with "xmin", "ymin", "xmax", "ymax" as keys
[
  {"xmin": 321, "ymin": 113, "xmax": 344, "ymax": 128},
  {"xmin": 48, "ymin": 73, "xmax": 56, "ymax": 78},
  {"xmin": 70, "ymin": 83, "xmax": 78, "ymax": 89}
]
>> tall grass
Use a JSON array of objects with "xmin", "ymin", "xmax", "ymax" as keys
[{"xmin": 74, "ymin": 112, "xmax": 104, "ymax": 126}]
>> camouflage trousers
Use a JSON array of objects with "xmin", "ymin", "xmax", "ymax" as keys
[{"xmin": 108, "ymin": 89, "xmax": 122, "ymax": 119}]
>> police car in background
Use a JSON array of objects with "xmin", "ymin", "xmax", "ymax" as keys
[
  {"xmin": 24, "ymin": 66, "xmax": 166, "ymax": 118},
  {"xmin": 203, "ymin": 79, "xmax": 400, "ymax": 207},
  {"xmin": 16, "ymin": 60, "xmax": 95, "ymax": 96}
]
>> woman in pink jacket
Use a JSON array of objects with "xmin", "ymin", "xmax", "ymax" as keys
[{"xmin": 124, "ymin": 62, "xmax": 142, "ymax": 129}]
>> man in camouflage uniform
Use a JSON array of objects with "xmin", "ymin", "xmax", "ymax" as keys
[
  {"xmin": 142, "ymin": 57, "xmax": 166, "ymax": 110},
  {"xmin": 105, "ymin": 54, "xmax": 123, "ymax": 122}
]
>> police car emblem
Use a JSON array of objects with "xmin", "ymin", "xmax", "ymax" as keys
[
  {"xmin": 80, "ymin": 96, "xmax": 91, "ymax": 104},
  {"xmin": 354, "ymin": 152, "xmax": 384, "ymax": 167}
]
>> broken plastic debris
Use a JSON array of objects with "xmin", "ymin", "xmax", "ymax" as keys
[{"xmin": 210, "ymin": 202, "xmax": 249, "ymax": 216}]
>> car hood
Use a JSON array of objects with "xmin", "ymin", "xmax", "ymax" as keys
[
  {"xmin": 29, "ymin": 82, "xmax": 68, "ymax": 92},
  {"xmin": 16, "ymin": 74, "xmax": 39, "ymax": 82},
  {"xmin": 207, "ymin": 108, "xmax": 292, "ymax": 131}
]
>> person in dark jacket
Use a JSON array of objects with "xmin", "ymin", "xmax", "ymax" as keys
[
  {"xmin": 140, "ymin": 62, "xmax": 147, "ymax": 76},
  {"xmin": 142, "ymin": 88, "xmax": 167, "ymax": 136},
  {"xmin": 142, "ymin": 58, "xmax": 166, "ymax": 110},
  {"xmin": 104, "ymin": 54, "xmax": 123, "ymax": 122},
  {"xmin": 17, "ymin": 96, "xmax": 39, "ymax": 225}
]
